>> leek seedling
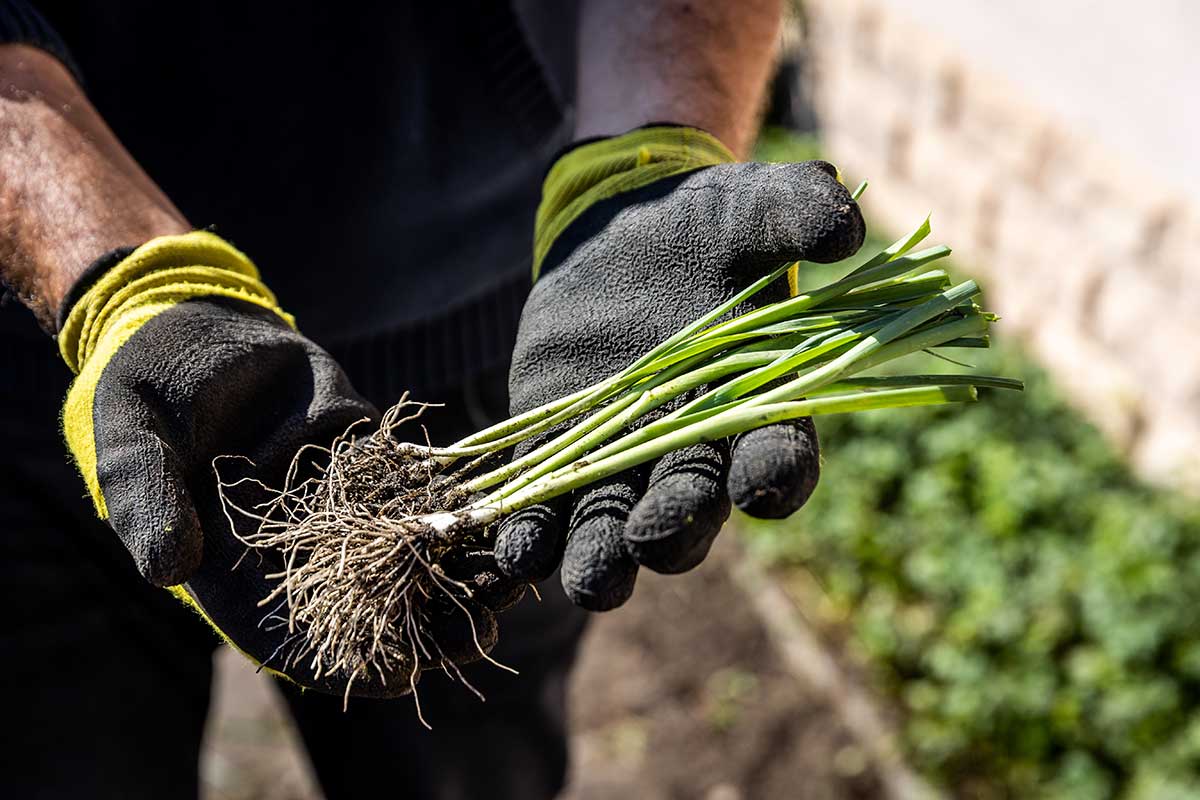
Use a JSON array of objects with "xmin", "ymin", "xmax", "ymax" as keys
[{"xmin": 223, "ymin": 217, "xmax": 1022, "ymax": 707}]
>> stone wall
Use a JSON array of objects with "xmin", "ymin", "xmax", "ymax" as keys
[{"xmin": 796, "ymin": 0, "xmax": 1200, "ymax": 491}]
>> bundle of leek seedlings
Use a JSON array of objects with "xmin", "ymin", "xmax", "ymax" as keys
[{"xmin": 228, "ymin": 208, "xmax": 1022, "ymax": 709}]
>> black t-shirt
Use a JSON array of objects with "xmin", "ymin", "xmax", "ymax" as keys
[{"xmin": 2, "ymin": 2, "xmax": 576, "ymax": 390}]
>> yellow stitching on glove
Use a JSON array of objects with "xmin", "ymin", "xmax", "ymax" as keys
[
  {"xmin": 787, "ymin": 263, "xmax": 801, "ymax": 298},
  {"xmin": 59, "ymin": 231, "xmax": 292, "ymax": 519},
  {"xmin": 533, "ymin": 126, "xmax": 736, "ymax": 279}
]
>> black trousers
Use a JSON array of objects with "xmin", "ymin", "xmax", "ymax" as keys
[{"xmin": 1, "ymin": 333, "xmax": 588, "ymax": 800}]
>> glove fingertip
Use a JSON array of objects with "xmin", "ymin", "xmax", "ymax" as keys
[
  {"xmin": 98, "ymin": 433, "xmax": 204, "ymax": 587},
  {"xmin": 561, "ymin": 549, "xmax": 637, "ymax": 612},
  {"xmin": 494, "ymin": 501, "xmax": 565, "ymax": 583},
  {"xmin": 625, "ymin": 444, "xmax": 731, "ymax": 574},
  {"xmin": 112, "ymin": 489, "xmax": 204, "ymax": 587},
  {"xmin": 423, "ymin": 603, "xmax": 500, "ymax": 668},
  {"xmin": 759, "ymin": 161, "xmax": 867, "ymax": 265},
  {"xmin": 728, "ymin": 420, "xmax": 820, "ymax": 520},
  {"xmin": 561, "ymin": 479, "xmax": 641, "ymax": 611},
  {"xmin": 801, "ymin": 159, "xmax": 839, "ymax": 179},
  {"xmin": 627, "ymin": 519, "xmax": 721, "ymax": 575}
]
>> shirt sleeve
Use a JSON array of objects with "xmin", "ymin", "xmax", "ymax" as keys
[{"xmin": 0, "ymin": 0, "xmax": 81, "ymax": 84}]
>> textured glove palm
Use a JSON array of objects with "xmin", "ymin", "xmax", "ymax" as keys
[
  {"xmin": 496, "ymin": 127, "xmax": 865, "ymax": 610},
  {"xmin": 58, "ymin": 232, "xmax": 389, "ymax": 693}
]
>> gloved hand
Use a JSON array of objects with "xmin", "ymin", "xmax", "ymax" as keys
[
  {"xmin": 495, "ymin": 126, "xmax": 865, "ymax": 610},
  {"xmin": 58, "ymin": 231, "xmax": 391, "ymax": 694}
]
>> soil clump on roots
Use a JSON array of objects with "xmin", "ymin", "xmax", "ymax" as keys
[{"xmin": 221, "ymin": 398, "xmax": 525, "ymax": 716}]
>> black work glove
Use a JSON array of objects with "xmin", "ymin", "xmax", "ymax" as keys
[
  {"xmin": 58, "ymin": 232, "xmax": 398, "ymax": 694},
  {"xmin": 495, "ymin": 126, "xmax": 865, "ymax": 610}
]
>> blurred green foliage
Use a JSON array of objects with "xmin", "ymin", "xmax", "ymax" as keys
[
  {"xmin": 744, "ymin": 129, "xmax": 1200, "ymax": 799},
  {"xmin": 753, "ymin": 127, "xmax": 823, "ymax": 164}
]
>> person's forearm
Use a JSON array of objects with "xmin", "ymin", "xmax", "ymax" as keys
[
  {"xmin": 575, "ymin": 0, "xmax": 784, "ymax": 158},
  {"xmin": 0, "ymin": 44, "xmax": 188, "ymax": 330}
]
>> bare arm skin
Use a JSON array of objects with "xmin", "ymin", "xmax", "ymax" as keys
[
  {"xmin": 575, "ymin": 0, "xmax": 784, "ymax": 158},
  {"xmin": 0, "ymin": 44, "xmax": 188, "ymax": 331}
]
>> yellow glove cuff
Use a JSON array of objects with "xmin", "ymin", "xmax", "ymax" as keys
[
  {"xmin": 59, "ymin": 230, "xmax": 292, "ymax": 374},
  {"xmin": 58, "ymin": 231, "xmax": 292, "ymax": 519},
  {"xmin": 532, "ymin": 126, "xmax": 736, "ymax": 280}
]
